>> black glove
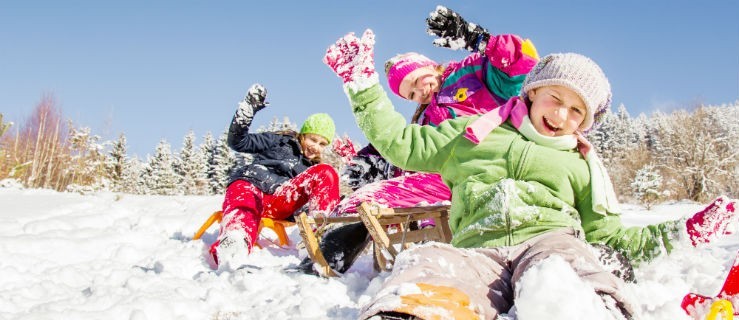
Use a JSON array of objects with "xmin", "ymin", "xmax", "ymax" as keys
[
  {"xmin": 244, "ymin": 83, "xmax": 269, "ymax": 112},
  {"xmin": 342, "ymin": 154, "xmax": 397, "ymax": 191},
  {"xmin": 426, "ymin": 6, "xmax": 490, "ymax": 53}
]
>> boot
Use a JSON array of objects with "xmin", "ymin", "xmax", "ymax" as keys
[{"xmin": 294, "ymin": 222, "xmax": 371, "ymax": 275}]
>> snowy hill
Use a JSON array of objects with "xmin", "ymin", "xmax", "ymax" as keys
[{"xmin": 0, "ymin": 185, "xmax": 736, "ymax": 320}]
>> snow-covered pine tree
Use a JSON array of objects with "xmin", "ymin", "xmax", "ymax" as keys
[
  {"xmin": 119, "ymin": 157, "xmax": 144, "ymax": 194},
  {"xmin": 631, "ymin": 164, "xmax": 664, "ymax": 210},
  {"xmin": 588, "ymin": 106, "xmax": 637, "ymax": 197},
  {"xmin": 138, "ymin": 157, "xmax": 154, "ymax": 195},
  {"xmin": 588, "ymin": 104, "xmax": 634, "ymax": 161},
  {"xmin": 109, "ymin": 133, "xmax": 128, "ymax": 191},
  {"xmin": 631, "ymin": 113, "xmax": 650, "ymax": 148},
  {"xmin": 257, "ymin": 116, "xmax": 298, "ymax": 133},
  {"xmin": 200, "ymin": 132, "xmax": 217, "ymax": 195},
  {"xmin": 587, "ymin": 108, "xmax": 615, "ymax": 158},
  {"xmin": 209, "ymin": 130, "xmax": 235, "ymax": 194},
  {"xmin": 175, "ymin": 131, "xmax": 207, "ymax": 195},
  {"xmin": 614, "ymin": 104, "xmax": 637, "ymax": 151},
  {"xmin": 191, "ymin": 135, "xmax": 209, "ymax": 195},
  {"xmin": 146, "ymin": 139, "xmax": 179, "ymax": 195}
]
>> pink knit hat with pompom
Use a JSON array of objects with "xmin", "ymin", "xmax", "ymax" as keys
[{"xmin": 384, "ymin": 53, "xmax": 438, "ymax": 97}]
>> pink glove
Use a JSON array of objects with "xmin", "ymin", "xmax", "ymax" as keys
[
  {"xmin": 332, "ymin": 136, "xmax": 358, "ymax": 164},
  {"xmin": 323, "ymin": 29, "xmax": 378, "ymax": 91},
  {"xmin": 686, "ymin": 195, "xmax": 737, "ymax": 246}
]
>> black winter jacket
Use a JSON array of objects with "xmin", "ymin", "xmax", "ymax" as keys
[{"xmin": 226, "ymin": 103, "xmax": 313, "ymax": 194}]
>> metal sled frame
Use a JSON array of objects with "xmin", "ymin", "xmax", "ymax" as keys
[{"xmin": 296, "ymin": 202, "xmax": 452, "ymax": 277}]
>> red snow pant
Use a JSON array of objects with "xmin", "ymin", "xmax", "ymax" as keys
[{"xmin": 209, "ymin": 164, "xmax": 340, "ymax": 261}]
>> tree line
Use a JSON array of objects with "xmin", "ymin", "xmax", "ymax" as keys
[{"xmin": 1, "ymin": 94, "xmax": 737, "ymax": 208}]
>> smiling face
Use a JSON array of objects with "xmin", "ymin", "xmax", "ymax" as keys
[
  {"xmin": 397, "ymin": 66, "xmax": 441, "ymax": 104},
  {"xmin": 299, "ymin": 133, "xmax": 329, "ymax": 161},
  {"xmin": 527, "ymin": 85, "xmax": 587, "ymax": 137}
]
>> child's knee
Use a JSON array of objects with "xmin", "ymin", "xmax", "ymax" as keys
[
  {"xmin": 223, "ymin": 180, "xmax": 262, "ymax": 209},
  {"xmin": 312, "ymin": 163, "xmax": 339, "ymax": 181}
]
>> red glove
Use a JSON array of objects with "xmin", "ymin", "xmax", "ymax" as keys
[
  {"xmin": 686, "ymin": 195, "xmax": 737, "ymax": 246},
  {"xmin": 332, "ymin": 136, "xmax": 358, "ymax": 164},
  {"xmin": 323, "ymin": 29, "xmax": 378, "ymax": 90}
]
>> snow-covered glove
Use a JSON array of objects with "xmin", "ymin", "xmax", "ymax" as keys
[
  {"xmin": 341, "ymin": 154, "xmax": 397, "ymax": 191},
  {"xmin": 323, "ymin": 29, "xmax": 379, "ymax": 92},
  {"xmin": 331, "ymin": 136, "xmax": 358, "ymax": 164},
  {"xmin": 426, "ymin": 5, "xmax": 490, "ymax": 52},
  {"xmin": 243, "ymin": 83, "xmax": 268, "ymax": 112},
  {"xmin": 686, "ymin": 195, "xmax": 738, "ymax": 246},
  {"xmin": 233, "ymin": 83, "xmax": 268, "ymax": 128}
]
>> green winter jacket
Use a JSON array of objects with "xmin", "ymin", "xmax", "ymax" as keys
[{"xmin": 349, "ymin": 84, "xmax": 677, "ymax": 262}]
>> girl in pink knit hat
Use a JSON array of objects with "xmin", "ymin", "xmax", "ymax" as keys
[
  {"xmin": 334, "ymin": 6, "xmax": 538, "ymax": 215},
  {"xmin": 296, "ymin": 6, "xmax": 540, "ymax": 277}
]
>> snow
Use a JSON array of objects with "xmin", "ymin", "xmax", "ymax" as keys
[{"xmin": 1, "ymin": 185, "xmax": 737, "ymax": 320}]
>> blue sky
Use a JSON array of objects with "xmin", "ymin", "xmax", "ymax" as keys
[{"xmin": 1, "ymin": 1, "xmax": 737, "ymax": 157}]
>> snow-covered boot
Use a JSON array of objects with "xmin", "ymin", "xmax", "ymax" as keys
[
  {"xmin": 600, "ymin": 293, "xmax": 635, "ymax": 320},
  {"xmin": 295, "ymin": 222, "xmax": 371, "ymax": 275},
  {"xmin": 214, "ymin": 230, "xmax": 251, "ymax": 270},
  {"xmin": 321, "ymin": 222, "xmax": 371, "ymax": 273},
  {"xmin": 592, "ymin": 243, "xmax": 635, "ymax": 283}
]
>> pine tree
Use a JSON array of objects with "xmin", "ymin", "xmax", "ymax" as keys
[
  {"xmin": 631, "ymin": 164, "xmax": 664, "ymax": 210},
  {"xmin": 191, "ymin": 135, "xmax": 209, "ymax": 195},
  {"xmin": 257, "ymin": 116, "xmax": 298, "ymax": 133},
  {"xmin": 146, "ymin": 139, "xmax": 179, "ymax": 195},
  {"xmin": 177, "ymin": 131, "xmax": 209, "ymax": 195},
  {"xmin": 209, "ymin": 130, "xmax": 235, "ymax": 194},
  {"xmin": 109, "ymin": 133, "xmax": 128, "ymax": 191},
  {"xmin": 176, "ymin": 131, "xmax": 203, "ymax": 195},
  {"xmin": 587, "ymin": 108, "xmax": 616, "ymax": 157},
  {"xmin": 120, "ymin": 157, "xmax": 144, "ymax": 194},
  {"xmin": 200, "ymin": 132, "xmax": 217, "ymax": 195}
]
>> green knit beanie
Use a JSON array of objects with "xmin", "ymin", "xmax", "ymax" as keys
[{"xmin": 300, "ymin": 113, "xmax": 335, "ymax": 143}]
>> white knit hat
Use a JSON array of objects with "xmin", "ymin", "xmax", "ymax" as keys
[{"xmin": 521, "ymin": 53, "xmax": 611, "ymax": 132}]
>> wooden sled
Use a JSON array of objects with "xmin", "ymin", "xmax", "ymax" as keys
[
  {"xmin": 295, "ymin": 202, "xmax": 452, "ymax": 277},
  {"xmin": 357, "ymin": 202, "xmax": 452, "ymax": 272}
]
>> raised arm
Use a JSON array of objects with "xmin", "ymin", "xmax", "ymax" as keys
[
  {"xmin": 427, "ymin": 5, "xmax": 538, "ymax": 78},
  {"xmin": 324, "ymin": 29, "xmax": 467, "ymax": 172}
]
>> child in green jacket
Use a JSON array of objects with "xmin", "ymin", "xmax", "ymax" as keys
[{"xmin": 324, "ymin": 29, "xmax": 737, "ymax": 319}]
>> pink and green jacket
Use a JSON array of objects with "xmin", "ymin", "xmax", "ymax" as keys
[{"xmin": 420, "ymin": 34, "xmax": 539, "ymax": 126}]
